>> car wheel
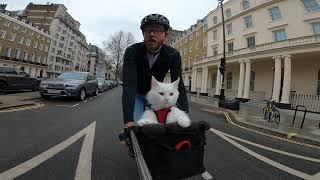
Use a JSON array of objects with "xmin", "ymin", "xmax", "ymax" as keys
[
  {"xmin": 77, "ymin": 89, "xmax": 86, "ymax": 101},
  {"xmin": 93, "ymin": 88, "xmax": 99, "ymax": 96},
  {"xmin": 0, "ymin": 81, "xmax": 8, "ymax": 94}
]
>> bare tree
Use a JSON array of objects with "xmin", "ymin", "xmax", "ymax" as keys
[{"xmin": 103, "ymin": 30, "xmax": 136, "ymax": 80}]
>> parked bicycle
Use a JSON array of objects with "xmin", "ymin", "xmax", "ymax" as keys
[{"xmin": 262, "ymin": 98, "xmax": 280, "ymax": 124}]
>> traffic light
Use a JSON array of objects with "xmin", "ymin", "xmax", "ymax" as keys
[{"xmin": 219, "ymin": 57, "xmax": 226, "ymax": 74}]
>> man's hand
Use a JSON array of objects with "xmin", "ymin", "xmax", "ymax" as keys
[{"xmin": 124, "ymin": 121, "xmax": 134, "ymax": 129}]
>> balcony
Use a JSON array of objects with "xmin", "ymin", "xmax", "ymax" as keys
[
  {"xmin": 0, "ymin": 56, "xmax": 47, "ymax": 67},
  {"xmin": 193, "ymin": 34, "xmax": 320, "ymax": 66}
]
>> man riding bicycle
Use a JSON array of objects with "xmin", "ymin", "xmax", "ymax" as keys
[{"xmin": 122, "ymin": 13, "xmax": 189, "ymax": 129}]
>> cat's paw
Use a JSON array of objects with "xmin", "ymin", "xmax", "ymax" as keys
[
  {"xmin": 136, "ymin": 118, "xmax": 153, "ymax": 126},
  {"xmin": 178, "ymin": 118, "xmax": 191, "ymax": 127}
]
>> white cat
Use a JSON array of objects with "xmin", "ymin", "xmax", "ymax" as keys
[{"xmin": 136, "ymin": 76, "xmax": 191, "ymax": 127}]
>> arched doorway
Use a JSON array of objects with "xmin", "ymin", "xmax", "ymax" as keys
[
  {"xmin": 20, "ymin": 66, "xmax": 25, "ymax": 72},
  {"xmin": 39, "ymin": 69, "xmax": 43, "ymax": 78}
]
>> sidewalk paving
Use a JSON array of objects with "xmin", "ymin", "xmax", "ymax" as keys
[
  {"xmin": 188, "ymin": 94, "xmax": 320, "ymax": 144},
  {"xmin": 0, "ymin": 91, "xmax": 41, "ymax": 110}
]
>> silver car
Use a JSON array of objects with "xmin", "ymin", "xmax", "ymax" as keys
[{"xmin": 39, "ymin": 72, "xmax": 98, "ymax": 101}]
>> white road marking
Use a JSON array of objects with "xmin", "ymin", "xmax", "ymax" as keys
[
  {"xmin": 201, "ymin": 171, "xmax": 213, "ymax": 179},
  {"xmin": 83, "ymin": 100, "xmax": 88, "ymax": 103},
  {"xmin": 89, "ymin": 98, "xmax": 93, "ymax": 100},
  {"xmin": 71, "ymin": 103, "xmax": 80, "ymax": 107},
  {"xmin": 218, "ymin": 129, "xmax": 320, "ymax": 163},
  {"xmin": 0, "ymin": 122, "xmax": 96, "ymax": 180},
  {"xmin": 75, "ymin": 121, "xmax": 96, "ymax": 180},
  {"xmin": 311, "ymin": 172, "xmax": 320, "ymax": 180},
  {"xmin": 209, "ymin": 128, "xmax": 312, "ymax": 180}
]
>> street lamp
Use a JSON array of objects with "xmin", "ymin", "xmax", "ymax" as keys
[{"xmin": 218, "ymin": 0, "xmax": 226, "ymax": 104}]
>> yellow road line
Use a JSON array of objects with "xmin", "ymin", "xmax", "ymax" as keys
[{"xmin": 223, "ymin": 113, "xmax": 320, "ymax": 150}]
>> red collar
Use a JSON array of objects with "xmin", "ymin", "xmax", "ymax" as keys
[{"xmin": 154, "ymin": 106, "xmax": 173, "ymax": 123}]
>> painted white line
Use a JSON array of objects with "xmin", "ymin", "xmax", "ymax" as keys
[
  {"xmin": 218, "ymin": 129, "xmax": 320, "ymax": 163},
  {"xmin": 311, "ymin": 172, "xmax": 320, "ymax": 180},
  {"xmin": 71, "ymin": 103, "xmax": 80, "ymax": 107},
  {"xmin": 201, "ymin": 171, "xmax": 213, "ymax": 180},
  {"xmin": 75, "ymin": 121, "xmax": 96, "ymax": 180},
  {"xmin": 0, "ymin": 122, "xmax": 96, "ymax": 180},
  {"xmin": 209, "ymin": 128, "xmax": 312, "ymax": 180},
  {"xmin": 83, "ymin": 100, "xmax": 88, "ymax": 103},
  {"xmin": 89, "ymin": 98, "xmax": 93, "ymax": 100}
]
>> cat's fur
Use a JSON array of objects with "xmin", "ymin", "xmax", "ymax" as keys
[{"xmin": 136, "ymin": 76, "xmax": 190, "ymax": 127}]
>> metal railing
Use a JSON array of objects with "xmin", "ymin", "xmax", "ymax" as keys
[{"xmin": 290, "ymin": 93, "xmax": 320, "ymax": 113}]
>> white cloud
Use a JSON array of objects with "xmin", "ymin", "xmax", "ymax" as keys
[{"xmin": 3, "ymin": 0, "xmax": 218, "ymax": 47}]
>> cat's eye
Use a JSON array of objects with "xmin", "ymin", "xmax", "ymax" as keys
[
  {"xmin": 159, "ymin": 92, "xmax": 164, "ymax": 95},
  {"xmin": 170, "ymin": 93, "xmax": 173, "ymax": 96}
]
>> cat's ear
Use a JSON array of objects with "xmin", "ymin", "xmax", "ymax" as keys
[
  {"xmin": 173, "ymin": 77, "xmax": 180, "ymax": 88},
  {"xmin": 151, "ymin": 76, "xmax": 159, "ymax": 88}
]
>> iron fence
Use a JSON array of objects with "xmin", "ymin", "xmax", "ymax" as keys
[{"xmin": 290, "ymin": 93, "xmax": 320, "ymax": 113}]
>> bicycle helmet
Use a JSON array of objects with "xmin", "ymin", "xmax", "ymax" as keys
[{"xmin": 140, "ymin": 13, "xmax": 170, "ymax": 31}]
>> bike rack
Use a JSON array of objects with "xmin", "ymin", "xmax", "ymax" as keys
[{"xmin": 292, "ymin": 105, "xmax": 307, "ymax": 129}]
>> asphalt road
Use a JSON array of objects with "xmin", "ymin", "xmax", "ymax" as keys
[{"xmin": 0, "ymin": 86, "xmax": 319, "ymax": 180}]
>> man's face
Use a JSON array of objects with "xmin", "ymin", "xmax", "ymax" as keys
[{"xmin": 142, "ymin": 25, "xmax": 168, "ymax": 53}]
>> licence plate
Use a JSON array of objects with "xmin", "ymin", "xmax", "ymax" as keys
[{"xmin": 47, "ymin": 89, "xmax": 61, "ymax": 94}]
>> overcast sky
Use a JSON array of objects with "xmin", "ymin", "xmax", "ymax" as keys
[{"xmin": 4, "ymin": 0, "xmax": 219, "ymax": 47}]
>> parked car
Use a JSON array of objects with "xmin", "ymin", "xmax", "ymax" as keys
[
  {"xmin": 39, "ymin": 72, "xmax": 98, "ymax": 101},
  {"xmin": 0, "ymin": 66, "xmax": 38, "ymax": 94},
  {"xmin": 105, "ymin": 80, "xmax": 115, "ymax": 89},
  {"xmin": 97, "ymin": 78, "xmax": 108, "ymax": 92}
]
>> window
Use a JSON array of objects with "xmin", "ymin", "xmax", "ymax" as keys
[
  {"xmin": 246, "ymin": 36, "xmax": 256, "ymax": 47},
  {"xmin": 317, "ymin": 70, "xmax": 320, "ymax": 95},
  {"xmin": 250, "ymin": 71, "xmax": 255, "ymax": 91},
  {"xmin": 189, "ymin": 45, "xmax": 192, "ymax": 52},
  {"xmin": 55, "ymin": 33, "xmax": 59, "ymax": 39},
  {"xmin": 226, "ymin": 72, "xmax": 233, "ymax": 89},
  {"xmin": 0, "ymin": 30, "xmax": 6, "ymax": 38},
  {"xmin": 312, "ymin": 22, "xmax": 320, "ymax": 34},
  {"xmin": 57, "ymin": 26, "xmax": 61, "ymax": 32},
  {"xmin": 26, "ymin": 38, "xmax": 31, "ymax": 46},
  {"xmin": 36, "ymin": 34, "xmax": 40, "ymax": 38},
  {"xmin": 212, "ymin": 73, "xmax": 217, "ymax": 88},
  {"xmin": 5, "ymin": 47, "xmax": 11, "ymax": 57},
  {"xmin": 196, "ymin": 31, "xmax": 199, "ymax": 37},
  {"xmin": 225, "ymin": 9, "xmax": 232, "ymax": 17},
  {"xmin": 227, "ymin": 42, "xmax": 234, "ymax": 52},
  {"xmin": 196, "ymin": 40, "xmax": 200, "ymax": 49},
  {"xmin": 213, "ymin": 47, "xmax": 218, "ymax": 56},
  {"xmin": 242, "ymin": 0, "xmax": 250, "ymax": 10},
  {"xmin": 213, "ymin": 30, "xmax": 218, "ymax": 41},
  {"xmin": 8, "ymin": 33, "xmax": 16, "ymax": 41},
  {"xmin": 31, "ymin": 53, "xmax": 35, "ymax": 62},
  {"xmin": 226, "ymin": 23, "xmax": 233, "ymax": 35},
  {"xmin": 18, "ymin": 36, "xmax": 24, "ymax": 44},
  {"xmin": 203, "ymin": 36, "xmax": 207, "ymax": 47},
  {"xmin": 39, "ymin": 44, "xmax": 43, "ymax": 51},
  {"xmin": 23, "ymin": 51, "xmax": 28, "ymax": 60},
  {"xmin": 244, "ymin": 16, "xmax": 253, "ymax": 28},
  {"xmin": 33, "ymin": 41, "xmax": 38, "ymax": 48},
  {"xmin": 44, "ymin": 46, "xmax": 49, "ymax": 52},
  {"xmin": 269, "ymin": 7, "xmax": 282, "ymax": 21},
  {"xmin": 190, "ymin": 35, "xmax": 193, "ymax": 40},
  {"xmin": 51, "ymin": 48, "xmax": 55, "ymax": 53},
  {"xmin": 203, "ymin": 24, "xmax": 208, "ymax": 32},
  {"xmin": 303, "ymin": 0, "xmax": 320, "ymax": 12},
  {"xmin": 213, "ymin": 16, "xmax": 218, "ymax": 24},
  {"xmin": 273, "ymin": 29, "xmax": 287, "ymax": 41},
  {"xmin": 14, "ymin": 49, "xmax": 21, "ymax": 59},
  {"xmin": 60, "ymin": 36, "xmax": 65, "ymax": 41}
]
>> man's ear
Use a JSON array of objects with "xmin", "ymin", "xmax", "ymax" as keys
[{"xmin": 151, "ymin": 76, "xmax": 159, "ymax": 88}]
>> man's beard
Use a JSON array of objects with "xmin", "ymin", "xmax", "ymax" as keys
[{"xmin": 145, "ymin": 40, "xmax": 162, "ymax": 53}]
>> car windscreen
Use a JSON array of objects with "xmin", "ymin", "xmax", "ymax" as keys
[
  {"xmin": 57, "ymin": 72, "xmax": 86, "ymax": 80},
  {"xmin": 97, "ymin": 79, "xmax": 104, "ymax": 83}
]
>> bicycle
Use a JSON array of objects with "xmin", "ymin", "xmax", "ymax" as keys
[{"xmin": 262, "ymin": 99, "xmax": 280, "ymax": 124}]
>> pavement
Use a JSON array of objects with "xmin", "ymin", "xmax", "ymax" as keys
[
  {"xmin": 0, "ymin": 91, "xmax": 42, "ymax": 110},
  {"xmin": 189, "ymin": 93, "xmax": 320, "ymax": 145}
]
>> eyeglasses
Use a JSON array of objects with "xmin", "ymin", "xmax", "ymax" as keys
[{"xmin": 143, "ymin": 26, "xmax": 166, "ymax": 35}]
